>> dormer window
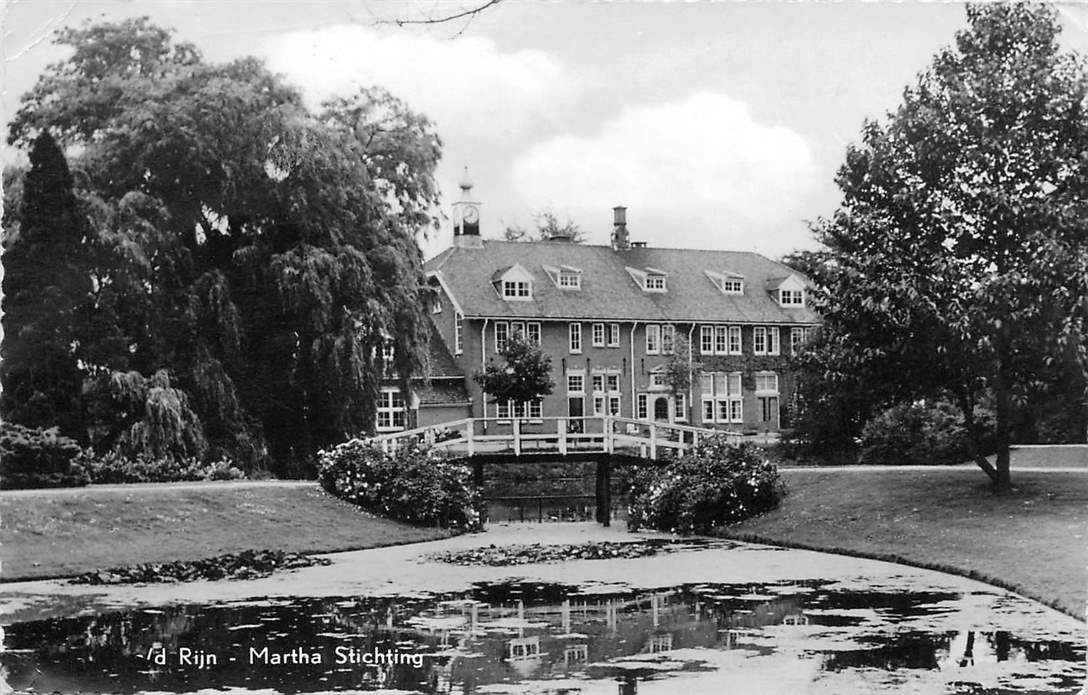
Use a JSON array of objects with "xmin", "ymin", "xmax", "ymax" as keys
[
  {"xmin": 627, "ymin": 266, "xmax": 668, "ymax": 293},
  {"xmin": 780, "ymin": 289, "xmax": 804, "ymax": 306},
  {"xmin": 503, "ymin": 280, "xmax": 531, "ymax": 299},
  {"xmin": 767, "ymin": 273, "xmax": 807, "ymax": 308},
  {"xmin": 706, "ymin": 270, "xmax": 744, "ymax": 295},
  {"xmin": 544, "ymin": 264, "xmax": 582, "ymax": 290},
  {"xmin": 494, "ymin": 263, "xmax": 533, "ymax": 301}
]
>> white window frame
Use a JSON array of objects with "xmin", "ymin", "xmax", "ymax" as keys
[
  {"xmin": 768, "ymin": 326, "xmax": 780, "ymax": 356},
  {"xmin": 454, "ymin": 312, "xmax": 464, "ymax": 354},
  {"xmin": 527, "ymin": 322, "xmax": 541, "ymax": 346},
  {"xmin": 700, "ymin": 326, "xmax": 714, "ymax": 355},
  {"xmin": 608, "ymin": 395, "xmax": 621, "ymax": 416},
  {"xmin": 790, "ymin": 327, "xmax": 805, "ymax": 354},
  {"xmin": 700, "ymin": 371, "xmax": 743, "ymax": 424},
  {"xmin": 780, "ymin": 289, "xmax": 804, "ymax": 307},
  {"xmin": 593, "ymin": 395, "xmax": 606, "ymax": 416},
  {"xmin": 714, "ymin": 325, "xmax": 728, "ymax": 354},
  {"xmin": 569, "ymin": 322, "xmax": 582, "ymax": 353},
  {"xmin": 661, "ymin": 324, "xmax": 675, "ymax": 355},
  {"xmin": 502, "ymin": 280, "xmax": 532, "ymax": 300},
  {"xmin": 644, "ymin": 274, "xmax": 667, "ymax": 292},
  {"xmin": 649, "ymin": 371, "xmax": 667, "ymax": 389},
  {"xmin": 722, "ymin": 279, "xmax": 743, "ymax": 294},
  {"xmin": 376, "ymin": 388, "xmax": 406, "ymax": 432},
  {"xmin": 495, "ymin": 321, "xmax": 509, "ymax": 353},
  {"xmin": 636, "ymin": 393, "xmax": 648, "ymax": 420},
  {"xmin": 606, "ymin": 373, "xmax": 620, "ymax": 393},
  {"xmin": 591, "ymin": 373, "xmax": 605, "ymax": 394},
  {"xmin": 567, "ymin": 371, "xmax": 585, "ymax": 394},
  {"xmin": 675, "ymin": 392, "xmax": 687, "ymax": 422},
  {"xmin": 608, "ymin": 323, "xmax": 621, "ymax": 347},
  {"xmin": 728, "ymin": 326, "xmax": 742, "ymax": 355},
  {"xmin": 755, "ymin": 371, "xmax": 779, "ymax": 394},
  {"xmin": 753, "ymin": 326, "xmax": 767, "ymax": 355},
  {"xmin": 646, "ymin": 324, "xmax": 661, "ymax": 355},
  {"xmin": 558, "ymin": 272, "xmax": 581, "ymax": 289},
  {"xmin": 592, "ymin": 322, "xmax": 606, "ymax": 347},
  {"xmin": 511, "ymin": 321, "xmax": 525, "ymax": 337}
]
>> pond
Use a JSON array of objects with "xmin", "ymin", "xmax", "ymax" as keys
[{"xmin": 2, "ymin": 574, "xmax": 1083, "ymax": 694}]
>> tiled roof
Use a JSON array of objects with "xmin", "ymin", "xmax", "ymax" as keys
[
  {"xmin": 415, "ymin": 379, "xmax": 470, "ymax": 406},
  {"xmin": 425, "ymin": 325, "xmax": 464, "ymax": 378},
  {"xmin": 425, "ymin": 241, "xmax": 820, "ymax": 324}
]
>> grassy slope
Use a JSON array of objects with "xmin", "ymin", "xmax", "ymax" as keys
[
  {"xmin": 721, "ymin": 468, "xmax": 1087, "ymax": 618},
  {"xmin": 0, "ymin": 484, "xmax": 450, "ymax": 580}
]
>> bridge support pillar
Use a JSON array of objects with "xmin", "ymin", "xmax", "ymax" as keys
[{"xmin": 595, "ymin": 457, "xmax": 612, "ymax": 527}]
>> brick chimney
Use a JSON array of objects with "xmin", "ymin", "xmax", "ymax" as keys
[{"xmin": 611, "ymin": 206, "xmax": 629, "ymax": 251}]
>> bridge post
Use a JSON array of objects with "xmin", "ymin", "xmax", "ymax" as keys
[
  {"xmin": 513, "ymin": 418, "xmax": 521, "ymax": 456},
  {"xmin": 603, "ymin": 416, "xmax": 613, "ymax": 453},
  {"xmin": 595, "ymin": 456, "xmax": 612, "ymax": 527},
  {"xmin": 559, "ymin": 418, "xmax": 568, "ymax": 455},
  {"xmin": 466, "ymin": 422, "xmax": 475, "ymax": 457},
  {"xmin": 650, "ymin": 424, "xmax": 657, "ymax": 460}
]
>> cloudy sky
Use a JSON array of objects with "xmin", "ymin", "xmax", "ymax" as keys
[{"xmin": 5, "ymin": 1, "xmax": 1088, "ymax": 259}]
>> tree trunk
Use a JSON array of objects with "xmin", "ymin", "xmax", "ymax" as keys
[
  {"xmin": 956, "ymin": 389, "xmax": 999, "ymax": 485},
  {"xmin": 992, "ymin": 345, "xmax": 1013, "ymax": 495}
]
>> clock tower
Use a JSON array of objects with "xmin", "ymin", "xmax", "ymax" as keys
[{"xmin": 452, "ymin": 167, "xmax": 483, "ymax": 249}]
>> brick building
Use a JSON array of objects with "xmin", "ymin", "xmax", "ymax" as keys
[{"xmin": 385, "ymin": 177, "xmax": 819, "ymax": 434}]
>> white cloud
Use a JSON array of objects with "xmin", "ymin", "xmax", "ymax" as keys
[
  {"xmin": 510, "ymin": 92, "xmax": 819, "ymax": 254},
  {"xmin": 261, "ymin": 25, "xmax": 573, "ymax": 141}
]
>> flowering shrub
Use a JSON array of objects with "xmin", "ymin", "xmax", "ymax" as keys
[
  {"xmin": 859, "ymin": 400, "xmax": 996, "ymax": 465},
  {"xmin": 79, "ymin": 451, "xmax": 247, "ymax": 483},
  {"xmin": 627, "ymin": 435, "xmax": 785, "ymax": 534},
  {"xmin": 318, "ymin": 440, "xmax": 483, "ymax": 531},
  {"xmin": 0, "ymin": 424, "xmax": 89, "ymax": 489}
]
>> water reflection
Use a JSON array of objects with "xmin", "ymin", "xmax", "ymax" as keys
[{"xmin": 2, "ymin": 580, "xmax": 1083, "ymax": 694}]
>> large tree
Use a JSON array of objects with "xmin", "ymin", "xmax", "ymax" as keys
[
  {"xmin": 1, "ymin": 132, "xmax": 91, "ymax": 439},
  {"xmin": 7, "ymin": 19, "xmax": 442, "ymax": 474},
  {"xmin": 810, "ymin": 4, "xmax": 1088, "ymax": 493}
]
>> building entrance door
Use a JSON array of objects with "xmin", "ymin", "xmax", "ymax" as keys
[
  {"xmin": 568, "ymin": 397, "xmax": 584, "ymax": 433},
  {"xmin": 653, "ymin": 396, "xmax": 670, "ymax": 422}
]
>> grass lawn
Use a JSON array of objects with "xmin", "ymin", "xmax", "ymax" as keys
[
  {"xmin": 720, "ymin": 467, "xmax": 1087, "ymax": 619},
  {"xmin": 0, "ymin": 483, "xmax": 451, "ymax": 580}
]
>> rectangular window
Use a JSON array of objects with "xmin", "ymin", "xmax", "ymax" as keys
[
  {"xmin": 527, "ymin": 399, "xmax": 542, "ymax": 419},
  {"xmin": 503, "ymin": 280, "xmax": 531, "ymax": 299},
  {"xmin": 675, "ymin": 393, "xmax": 687, "ymax": 422},
  {"xmin": 768, "ymin": 327, "xmax": 780, "ymax": 355},
  {"xmin": 567, "ymin": 372, "xmax": 585, "ymax": 394},
  {"xmin": 755, "ymin": 372, "xmax": 779, "ymax": 393},
  {"xmin": 558, "ymin": 272, "xmax": 581, "ymax": 289},
  {"xmin": 729, "ymin": 326, "xmax": 742, "ymax": 354},
  {"xmin": 790, "ymin": 327, "xmax": 805, "ymax": 354},
  {"xmin": 636, "ymin": 393, "xmax": 648, "ymax": 420},
  {"xmin": 608, "ymin": 396, "xmax": 621, "ymax": 416},
  {"xmin": 700, "ymin": 371, "xmax": 743, "ymax": 424},
  {"xmin": 722, "ymin": 279, "xmax": 743, "ymax": 294},
  {"xmin": 527, "ymin": 322, "xmax": 541, "ymax": 346},
  {"xmin": 650, "ymin": 371, "xmax": 667, "ymax": 389},
  {"xmin": 780, "ymin": 289, "xmax": 804, "ymax": 306},
  {"xmin": 495, "ymin": 321, "xmax": 509, "ymax": 353},
  {"xmin": 593, "ymin": 396, "xmax": 605, "ymax": 416},
  {"xmin": 661, "ymin": 324, "xmax": 675, "ymax": 355},
  {"xmin": 591, "ymin": 373, "xmax": 605, "ymax": 393},
  {"xmin": 376, "ymin": 388, "xmax": 406, "ymax": 432},
  {"xmin": 496, "ymin": 401, "xmax": 511, "ymax": 420},
  {"xmin": 644, "ymin": 275, "xmax": 666, "ymax": 291},
  {"xmin": 511, "ymin": 321, "xmax": 525, "ymax": 337},
  {"xmin": 592, "ymin": 322, "xmax": 605, "ymax": 347},
  {"xmin": 606, "ymin": 374, "xmax": 620, "ymax": 393},
  {"xmin": 645, "ymin": 324, "xmax": 661, "ymax": 354},
  {"xmin": 753, "ymin": 326, "xmax": 767, "ymax": 355},
  {"xmin": 715, "ymin": 326, "xmax": 728, "ymax": 354},
  {"xmin": 569, "ymin": 323, "xmax": 582, "ymax": 353},
  {"xmin": 700, "ymin": 326, "xmax": 714, "ymax": 355},
  {"xmin": 454, "ymin": 312, "xmax": 464, "ymax": 354},
  {"xmin": 608, "ymin": 323, "xmax": 621, "ymax": 347}
]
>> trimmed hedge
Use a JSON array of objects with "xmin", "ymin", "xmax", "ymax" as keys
[
  {"xmin": 859, "ymin": 400, "xmax": 996, "ymax": 466},
  {"xmin": 79, "ymin": 451, "xmax": 246, "ymax": 484},
  {"xmin": 627, "ymin": 435, "xmax": 785, "ymax": 534},
  {"xmin": 318, "ymin": 440, "xmax": 482, "ymax": 531},
  {"xmin": 0, "ymin": 424, "xmax": 89, "ymax": 489}
]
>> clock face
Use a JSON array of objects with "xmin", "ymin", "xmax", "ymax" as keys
[{"xmin": 463, "ymin": 206, "xmax": 480, "ymax": 225}]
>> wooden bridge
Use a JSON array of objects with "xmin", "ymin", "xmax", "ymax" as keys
[
  {"xmin": 368, "ymin": 416, "xmax": 733, "ymax": 461},
  {"xmin": 365, "ymin": 416, "xmax": 736, "ymax": 526}
]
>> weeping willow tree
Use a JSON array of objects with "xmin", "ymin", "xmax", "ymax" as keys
[{"xmin": 7, "ymin": 19, "xmax": 441, "ymax": 475}]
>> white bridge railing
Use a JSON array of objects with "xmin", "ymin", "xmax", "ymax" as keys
[{"xmin": 366, "ymin": 416, "xmax": 739, "ymax": 461}]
